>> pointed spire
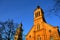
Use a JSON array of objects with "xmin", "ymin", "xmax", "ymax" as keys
[
  {"xmin": 19, "ymin": 22, "xmax": 23, "ymax": 28},
  {"xmin": 20, "ymin": 22, "xmax": 23, "ymax": 27}
]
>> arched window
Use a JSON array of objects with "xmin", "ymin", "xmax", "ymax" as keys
[
  {"xmin": 50, "ymin": 36, "xmax": 54, "ymax": 40},
  {"xmin": 49, "ymin": 30, "xmax": 51, "ymax": 33},
  {"xmin": 37, "ymin": 24, "xmax": 40, "ymax": 31},
  {"xmin": 35, "ymin": 11, "xmax": 40, "ymax": 18},
  {"xmin": 38, "ymin": 11, "xmax": 40, "ymax": 16},
  {"xmin": 29, "ymin": 35, "xmax": 31, "ymax": 38},
  {"xmin": 37, "ymin": 37, "xmax": 41, "ymax": 40}
]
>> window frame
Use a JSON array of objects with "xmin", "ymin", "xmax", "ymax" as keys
[
  {"xmin": 37, "ymin": 36, "xmax": 41, "ymax": 40},
  {"xmin": 35, "ymin": 11, "xmax": 40, "ymax": 18},
  {"xmin": 37, "ymin": 24, "xmax": 40, "ymax": 31},
  {"xmin": 50, "ymin": 36, "xmax": 54, "ymax": 40}
]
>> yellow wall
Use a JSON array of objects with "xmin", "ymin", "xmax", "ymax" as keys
[{"xmin": 26, "ymin": 6, "xmax": 59, "ymax": 40}]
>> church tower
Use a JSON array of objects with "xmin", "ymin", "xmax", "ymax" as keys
[
  {"xmin": 34, "ymin": 6, "xmax": 46, "ymax": 30},
  {"xmin": 26, "ymin": 6, "xmax": 60, "ymax": 40},
  {"xmin": 34, "ymin": 6, "xmax": 46, "ymax": 24}
]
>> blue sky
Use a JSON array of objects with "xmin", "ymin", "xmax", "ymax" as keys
[{"xmin": 0, "ymin": 0, "xmax": 60, "ymax": 35}]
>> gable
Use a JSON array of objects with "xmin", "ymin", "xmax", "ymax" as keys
[{"xmin": 26, "ymin": 25, "xmax": 35, "ymax": 38}]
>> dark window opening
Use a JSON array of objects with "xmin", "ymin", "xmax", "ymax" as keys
[
  {"xmin": 37, "ymin": 24, "xmax": 40, "ymax": 31},
  {"xmin": 35, "ymin": 11, "xmax": 40, "ymax": 18},
  {"xmin": 49, "ymin": 30, "xmax": 51, "ymax": 33},
  {"xmin": 29, "ymin": 35, "xmax": 31, "ymax": 38}
]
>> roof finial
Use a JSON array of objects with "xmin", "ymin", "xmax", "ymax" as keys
[{"xmin": 37, "ymin": 5, "xmax": 40, "ymax": 8}]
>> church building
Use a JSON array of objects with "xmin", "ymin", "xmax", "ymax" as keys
[{"xmin": 26, "ymin": 6, "xmax": 60, "ymax": 40}]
